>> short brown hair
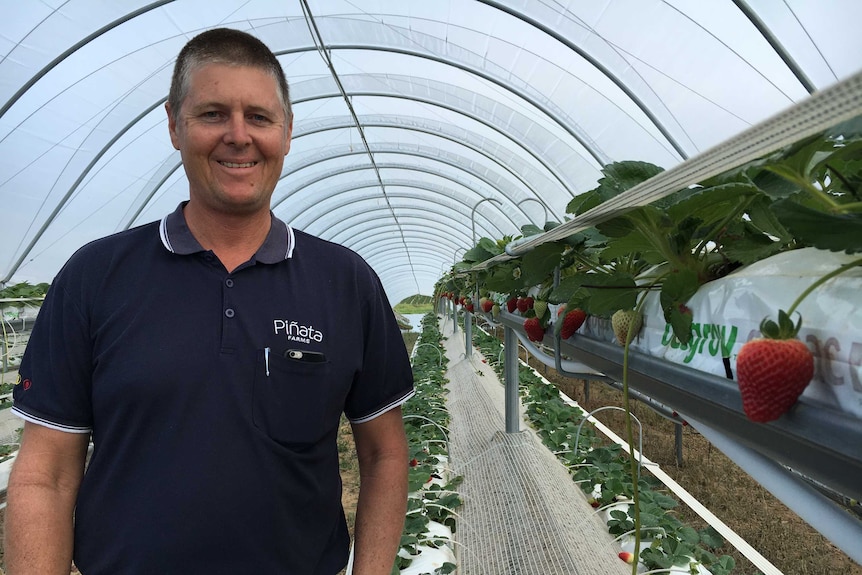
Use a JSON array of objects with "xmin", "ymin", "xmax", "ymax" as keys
[{"xmin": 168, "ymin": 28, "xmax": 292, "ymax": 122}]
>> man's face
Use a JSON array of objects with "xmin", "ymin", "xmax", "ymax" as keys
[{"xmin": 167, "ymin": 63, "xmax": 292, "ymax": 216}]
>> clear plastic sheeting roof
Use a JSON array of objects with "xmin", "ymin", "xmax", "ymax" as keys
[{"xmin": 1, "ymin": 0, "xmax": 860, "ymax": 303}]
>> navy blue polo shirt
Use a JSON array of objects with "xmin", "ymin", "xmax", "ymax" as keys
[{"xmin": 13, "ymin": 202, "xmax": 415, "ymax": 574}]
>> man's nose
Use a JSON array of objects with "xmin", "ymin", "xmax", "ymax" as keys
[{"xmin": 224, "ymin": 113, "xmax": 252, "ymax": 145}]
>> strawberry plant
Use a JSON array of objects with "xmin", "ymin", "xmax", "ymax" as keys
[{"xmin": 396, "ymin": 314, "xmax": 462, "ymax": 574}]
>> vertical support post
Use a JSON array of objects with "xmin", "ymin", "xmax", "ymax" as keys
[
  {"xmin": 464, "ymin": 310, "xmax": 472, "ymax": 358},
  {"xmin": 584, "ymin": 380, "xmax": 591, "ymax": 402},
  {"xmin": 503, "ymin": 326, "xmax": 520, "ymax": 433},
  {"xmin": 452, "ymin": 301, "xmax": 458, "ymax": 334},
  {"xmin": 675, "ymin": 422, "xmax": 684, "ymax": 466}
]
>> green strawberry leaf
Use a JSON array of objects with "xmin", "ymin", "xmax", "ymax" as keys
[
  {"xmin": 519, "ymin": 242, "xmax": 564, "ymax": 286},
  {"xmin": 482, "ymin": 263, "xmax": 523, "ymax": 293},
  {"xmin": 744, "ymin": 194, "xmax": 793, "ymax": 242},
  {"xmin": 520, "ymin": 223, "xmax": 544, "ymax": 237},
  {"xmin": 771, "ymin": 198, "xmax": 862, "ymax": 253},
  {"xmin": 580, "ymin": 272, "xmax": 639, "ymax": 316},
  {"xmin": 462, "ymin": 243, "xmax": 494, "ymax": 263},
  {"xmin": 699, "ymin": 526, "xmax": 725, "ymax": 549},
  {"xmin": 717, "ymin": 220, "xmax": 785, "ymax": 265}
]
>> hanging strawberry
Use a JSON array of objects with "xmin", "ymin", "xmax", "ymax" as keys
[{"xmin": 736, "ymin": 310, "xmax": 814, "ymax": 423}]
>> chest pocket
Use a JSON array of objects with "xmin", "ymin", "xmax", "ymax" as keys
[{"xmin": 252, "ymin": 348, "xmax": 346, "ymax": 446}]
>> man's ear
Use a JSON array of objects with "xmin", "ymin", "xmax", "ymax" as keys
[
  {"xmin": 165, "ymin": 102, "xmax": 180, "ymax": 150},
  {"xmin": 283, "ymin": 117, "xmax": 293, "ymax": 157}
]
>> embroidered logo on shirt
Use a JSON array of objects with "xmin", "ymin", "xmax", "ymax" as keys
[{"xmin": 273, "ymin": 320, "xmax": 324, "ymax": 344}]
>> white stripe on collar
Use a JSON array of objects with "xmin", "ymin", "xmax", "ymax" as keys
[
  {"xmin": 159, "ymin": 214, "xmax": 174, "ymax": 253},
  {"xmin": 286, "ymin": 224, "xmax": 295, "ymax": 259}
]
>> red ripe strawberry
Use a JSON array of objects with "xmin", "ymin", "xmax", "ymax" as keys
[
  {"xmin": 517, "ymin": 296, "xmax": 534, "ymax": 313},
  {"xmin": 523, "ymin": 317, "xmax": 545, "ymax": 342},
  {"xmin": 559, "ymin": 308, "xmax": 587, "ymax": 339},
  {"xmin": 465, "ymin": 303, "xmax": 475, "ymax": 313},
  {"xmin": 736, "ymin": 310, "xmax": 814, "ymax": 423},
  {"xmin": 409, "ymin": 458, "xmax": 418, "ymax": 467},
  {"xmin": 506, "ymin": 297, "xmax": 518, "ymax": 313},
  {"xmin": 481, "ymin": 298, "xmax": 494, "ymax": 313}
]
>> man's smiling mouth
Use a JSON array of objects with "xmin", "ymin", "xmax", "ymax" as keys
[{"xmin": 219, "ymin": 161, "xmax": 257, "ymax": 168}]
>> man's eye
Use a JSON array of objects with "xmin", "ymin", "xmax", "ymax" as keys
[
  {"xmin": 250, "ymin": 114, "xmax": 269, "ymax": 123},
  {"xmin": 202, "ymin": 111, "xmax": 222, "ymax": 120}
]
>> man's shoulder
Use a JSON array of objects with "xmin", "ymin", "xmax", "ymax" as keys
[
  {"xmin": 70, "ymin": 221, "xmax": 161, "ymax": 261},
  {"xmin": 292, "ymin": 229, "xmax": 366, "ymax": 265}
]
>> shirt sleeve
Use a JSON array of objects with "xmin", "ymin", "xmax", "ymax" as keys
[
  {"xmin": 12, "ymin": 271, "xmax": 94, "ymax": 434},
  {"xmin": 343, "ymin": 266, "xmax": 415, "ymax": 423}
]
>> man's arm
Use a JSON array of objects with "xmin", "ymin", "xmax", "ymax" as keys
[
  {"xmin": 350, "ymin": 407, "xmax": 409, "ymax": 575},
  {"xmin": 4, "ymin": 421, "xmax": 90, "ymax": 575}
]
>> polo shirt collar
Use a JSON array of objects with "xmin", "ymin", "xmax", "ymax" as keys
[{"xmin": 159, "ymin": 201, "xmax": 295, "ymax": 262}]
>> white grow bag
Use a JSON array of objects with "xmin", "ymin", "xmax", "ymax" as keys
[{"xmin": 581, "ymin": 247, "xmax": 862, "ymax": 419}]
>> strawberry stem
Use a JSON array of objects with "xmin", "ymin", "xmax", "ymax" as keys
[
  {"xmin": 786, "ymin": 257, "xmax": 862, "ymax": 317},
  {"xmin": 621, "ymin": 293, "xmax": 647, "ymax": 575}
]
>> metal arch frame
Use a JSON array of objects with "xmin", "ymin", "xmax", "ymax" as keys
[
  {"xmin": 327, "ymin": 213, "xmax": 482, "ymax": 248},
  {"xmin": 341, "ymin": 224, "xmax": 474, "ymax": 255},
  {"xmin": 346, "ymin": 228, "xmax": 465, "ymax": 257},
  {"xmin": 276, "ymin": 43, "xmax": 609, "ymax": 166},
  {"xmin": 373, "ymin": 259, "xmax": 445, "ymax": 278},
  {"xmin": 290, "ymin": 185, "xmax": 511, "ymax": 240},
  {"xmin": 273, "ymin": 157, "xmax": 536, "ymax": 226},
  {"xmin": 477, "ymin": 0, "xmax": 689, "ymax": 159},
  {"xmin": 274, "ymin": 148, "xmax": 531, "ymax": 223},
  {"xmin": 361, "ymin": 241, "xmax": 459, "ymax": 266},
  {"xmin": 283, "ymin": 185, "xmax": 507, "ymax": 240},
  {"xmin": 293, "ymin": 99, "xmax": 576, "ymax": 198},
  {"xmin": 1, "ymin": 98, "xmax": 167, "ymax": 284},
  {"xmin": 326, "ymin": 219, "xmax": 476, "ymax": 253},
  {"xmin": 1, "ymin": 50, "xmax": 555, "ymax": 281},
  {"xmin": 302, "ymin": 198, "xmax": 501, "ymax": 241},
  {"xmin": 479, "ymin": 0, "xmax": 825, "ymax": 151},
  {"xmin": 2, "ymin": 4, "xmax": 822, "ymax": 282},
  {"xmin": 362, "ymin": 250, "xmax": 452, "ymax": 272},
  {"xmin": 125, "ymin": 121, "xmax": 548, "ymax": 238},
  {"xmin": 7, "ymin": 32, "xmax": 591, "ymax": 281},
  {"xmin": 730, "ymin": 0, "xmax": 817, "ymax": 94},
  {"xmin": 127, "ymin": 115, "xmax": 544, "ymax": 234},
  {"xmin": 364, "ymin": 240, "xmax": 461, "ymax": 263},
  {"xmin": 292, "ymin": 109, "xmax": 564, "ymax": 206},
  {"xmin": 0, "ymin": 0, "xmax": 173, "ymax": 120},
  {"xmin": 303, "ymin": 204, "xmax": 504, "ymax": 246}
]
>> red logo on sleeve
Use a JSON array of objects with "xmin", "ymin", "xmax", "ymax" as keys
[{"xmin": 22, "ymin": 379, "xmax": 31, "ymax": 390}]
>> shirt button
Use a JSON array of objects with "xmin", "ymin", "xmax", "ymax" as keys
[
  {"xmin": 225, "ymin": 308, "xmax": 235, "ymax": 318},
  {"xmin": 225, "ymin": 278, "xmax": 234, "ymax": 288}
]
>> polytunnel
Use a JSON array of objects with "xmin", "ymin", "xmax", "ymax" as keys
[{"xmin": 1, "ymin": 1, "xmax": 862, "ymax": 574}]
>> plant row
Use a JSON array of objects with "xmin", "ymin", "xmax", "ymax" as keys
[
  {"xmin": 470, "ymin": 326, "xmax": 736, "ymax": 575},
  {"xmin": 394, "ymin": 313, "xmax": 462, "ymax": 575},
  {"xmin": 438, "ymin": 124, "xmax": 862, "ymax": 425}
]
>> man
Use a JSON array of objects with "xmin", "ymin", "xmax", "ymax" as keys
[{"xmin": 5, "ymin": 28, "xmax": 414, "ymax": 575}]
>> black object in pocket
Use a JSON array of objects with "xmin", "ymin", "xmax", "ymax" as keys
[
  {"xmin": 252, "ymin": 348, "xmax": 345, "ymax": 446},
  {"xmin": 285, "ymin": 349, "xmax": 327, "ymax": 363}
]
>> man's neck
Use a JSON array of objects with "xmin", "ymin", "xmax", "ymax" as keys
[{"xmin": 183, "ymin": 202, "xmax": 272, "ymax": 273}]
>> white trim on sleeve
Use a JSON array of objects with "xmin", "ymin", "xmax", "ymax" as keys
[
  {"xmin": 11, "ymin": 407, "xmax": 92, "ymax": 434},
  {"xmin": 348, "ymin": 389, "xmax": 416, "ymax": 424}
]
